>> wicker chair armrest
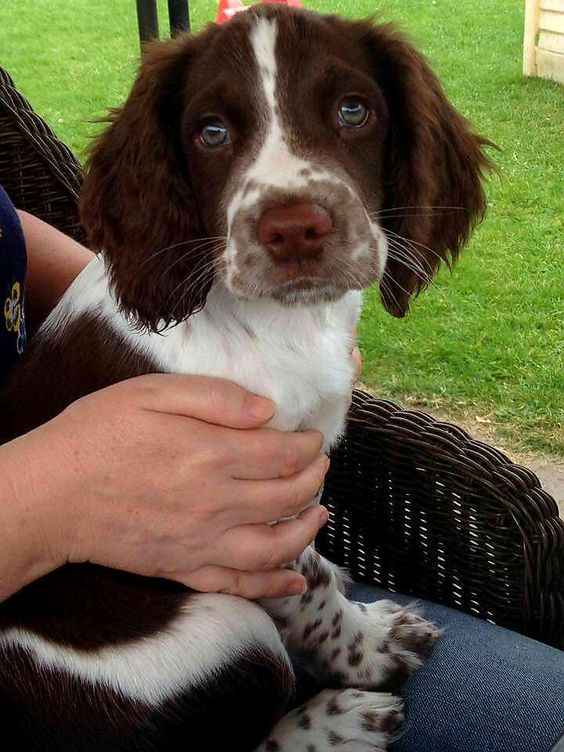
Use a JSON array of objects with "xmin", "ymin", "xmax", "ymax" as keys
[
  {"xmin": 319, "ymin": 390, "xmax": 564, "ymax": 649},
  {"xmin": 0, "ymin": 67, "xmax": 86, "ymax": 242}
]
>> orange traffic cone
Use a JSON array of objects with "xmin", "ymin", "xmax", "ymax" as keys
[{"xmin": 216, "ymin": 0, "xmax": 247, "ymax": 24}]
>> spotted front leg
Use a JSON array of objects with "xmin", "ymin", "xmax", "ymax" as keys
[
  {"xmin": 262, "ymin": 547, "xmax": 439, "ymax": 688},
  {"xmin": 256, "ymin": 689, "xmax": 403, "ymax": 751}
]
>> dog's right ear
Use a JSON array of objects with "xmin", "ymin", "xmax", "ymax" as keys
[
  {"xmin": 80, "ymin": 35, "xmax": 212, "ymax": 330},
  {"xmin": 352, "ymin": 21, "xmax": 494, "ymax": 317}
]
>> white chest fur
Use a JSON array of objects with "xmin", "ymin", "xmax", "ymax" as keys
[{"xmin": 46, "ymin": 257, "xmax": 361, "ymax": 448}]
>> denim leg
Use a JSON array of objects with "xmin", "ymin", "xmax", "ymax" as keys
[{"xmin": 345, "ymin": 585, "xmax": 564, "ymax": 752}]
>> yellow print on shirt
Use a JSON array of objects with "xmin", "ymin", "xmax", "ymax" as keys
[{"xmin": 4, "ymin": 281, "xmax": 25, "ymax": 354}]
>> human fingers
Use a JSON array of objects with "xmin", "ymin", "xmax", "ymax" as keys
[
  {"xmin": 206, "ymin": 506, "xmax": 329, "ymax": 571},
  {"xmin": 182, "ymin": 565, "xmax": 309, "ymax": 599},
  {"xmin": 224, "ymin": 454, "xmax": 330, "ymax": 525}
]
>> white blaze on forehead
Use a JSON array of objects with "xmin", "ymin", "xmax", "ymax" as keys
[
  {"xmin": 247, "ymin": 16, "xmax": 312, "ymax": 187},
  {"xmin": 250, "ymin": 16, "xmax": 278, "ymax": 114},
  {"xmin": 226, "ymin": 16, "xmax": 319, "ymax": 237}
]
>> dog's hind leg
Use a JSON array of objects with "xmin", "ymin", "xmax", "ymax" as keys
[
  {"xmin": 257, "ymin": 688, "xmax": 404, "ymax": 751},
  {"xmin": 0, "ymin": 592, "xmax": 294, "ymax": 752}
]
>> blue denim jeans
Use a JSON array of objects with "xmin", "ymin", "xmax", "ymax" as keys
[{"xmin": 294, "ymin": 585, "xmax": 564, "ymax": 752}]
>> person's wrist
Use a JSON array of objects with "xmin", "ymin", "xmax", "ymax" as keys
[{"xmin": 0, "ymin": 426, "xmax": 74, "ymax": 598}]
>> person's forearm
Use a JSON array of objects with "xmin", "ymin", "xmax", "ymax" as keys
[
  {"xmin": 0, "ymin": 434, "xmax": 60, "ymax": 602},
  {"xmin": 16, "ymin": 210, "xmax": 95, "ymax": 325}
]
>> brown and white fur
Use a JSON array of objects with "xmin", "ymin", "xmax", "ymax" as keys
[{"xmin": 0, "ymin": 6, "xmax": 491, "ymax": 751}]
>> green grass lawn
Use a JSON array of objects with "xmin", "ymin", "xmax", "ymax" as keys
[{"xmin": 1, "ymin": 0, "xmax": 562, "ymax": 455}]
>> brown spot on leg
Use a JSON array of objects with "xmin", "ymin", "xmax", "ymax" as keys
[
  {"xmin": 306, "ymin": 558, "xmax": 332, "ymax": 590},
  {"xmin": 297, "ymin": 712, "xmax": 311, "ymax": 730},
  {"xmin": 390, "ymin": 622, "xmax": 437, "ymax": 657},
  {"xmin": 317, "ymin": 630, "xmax": 329, "ymax": 645},
  {"xmin": 330, "ymin": 610, "xmax": 343, "ymax": 638},
  {"xmin": 347, "ymin": 631, "xmax": 364, "ymax": 651},
  {"xmin": 303, "ymin": 619, "xmax": 322, "ymax": 641},
  {"xmin": 330, "ymin": 625, "xmax": 342, "ymax": 639},
  {"xmin": 378, "ymin": 638, "xmax": 391, "ymax": 655},
  {"xmin": 328, "ymin": 730, "xmax": 344, "ymax": 745},
  {"xmin": 348, "ymin": 649, "xmax": 364, "ymax": 667},
  {"xmin": 380, "ymin": 707, "xmax": 403, "ymax": 734},
  {"xmin": 331, "ymin": 610, "xmax": 343, "ymax": 627},
  {"xmin": 362, "ymin": 710, "xmax": 379, "ymax": 732},
  {"xmin": 327, "ymin": 696, "xmax": 343, "ymax": 715}
]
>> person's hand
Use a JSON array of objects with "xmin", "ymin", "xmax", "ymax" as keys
[{"xmin": 2, "ymin": 375, "xmax": 330, "ymax": 602}]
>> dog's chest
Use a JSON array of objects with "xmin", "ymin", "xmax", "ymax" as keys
[
  {"xmin": 151, "ymin": 286, "xmax": 361, "ymax": 445},
  {"xmin": 50, "ymin": 260, "xmax": 360, "ymax": 448}
]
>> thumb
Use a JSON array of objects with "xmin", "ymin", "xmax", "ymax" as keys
[{"xmin": 126, "ymin": 373, "xmax": 275, "ymax": 429}]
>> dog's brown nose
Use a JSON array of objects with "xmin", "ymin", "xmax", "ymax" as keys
[{"xmin": 257, "ymin": 203, "xmax": 332, "ymax": 263}]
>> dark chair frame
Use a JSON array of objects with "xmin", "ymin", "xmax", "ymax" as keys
[
  {"xmin": 136, "ymin": 0, "xmax": 191, "ymax": 47},
  {"xmin": 1, "ymin": 66, "xmax": 562, "ymax": 649}
]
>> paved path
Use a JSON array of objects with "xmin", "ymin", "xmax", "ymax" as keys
[{"xmin": 528, "ymin": 461, "xmax": 564, "ymax": 515}]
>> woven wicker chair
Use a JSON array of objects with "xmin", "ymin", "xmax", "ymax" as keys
[{"xmin": 1, "ymin": 66, "xmax": 562, "ymax": 650}]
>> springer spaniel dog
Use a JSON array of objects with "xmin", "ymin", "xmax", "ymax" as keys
[{"xmin": 0, "ymin": 5, "xmax": 491, "ymax": 751}]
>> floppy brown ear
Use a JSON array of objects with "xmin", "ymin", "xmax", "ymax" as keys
[
  {"xmin": 80, "ymin": 36, "xmax": 212, "ymax": 330},
  {"xmin": 358, "ymin": 22, "xmax": 494, "ymax": 316}
]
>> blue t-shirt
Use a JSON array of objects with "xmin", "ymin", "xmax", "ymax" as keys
[{"xmin": 0, "ymin": 185, "xmax": 27, "ymax": 384}]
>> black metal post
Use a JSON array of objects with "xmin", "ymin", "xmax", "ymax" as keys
[
  {"xmin": 136, "ymin": 0, "xmax": 159, "ymax": 48},
  {"xmin": 168, "ymin": 0, "xmax": 190, "ymax": 36}
]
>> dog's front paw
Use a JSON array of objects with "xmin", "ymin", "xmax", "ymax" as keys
[
  {"xmin": 320, "ymin": 600, "xmax": 439, "ymax": 689},
  {"xmin": 261, "ymin": 688, "xmax": 403, "ymax": 751}
]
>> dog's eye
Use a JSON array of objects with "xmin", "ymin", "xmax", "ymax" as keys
[
  {"xmin": 199, "ymin": 121, "xmax": 230, "ymax": 147},
  {"xmin": 338, "ymin": 100, "xmax": 369, "ymax": 128}
]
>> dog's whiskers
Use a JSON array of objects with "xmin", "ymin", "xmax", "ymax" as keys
[
  {"xmin": 137, "ymin": 236, "xmax": 228, "ymax": 271},
  {"xmin": 384, "ymin": 229, "xmax": 445, "ymax": 267},
  {"xmin": 385, "ymin": 241, "xmax": 434, "ymax": 283},
  {"xmin": 166, "ymin": 245, "xmax": 226, "ymax": 321},
  {"xmin": 370, "ymin": 205, "xmax": 466, "ymax": 218},
  {"xmin": 155, "ymin": 238, "xmax": 228, "ymax": 286}
]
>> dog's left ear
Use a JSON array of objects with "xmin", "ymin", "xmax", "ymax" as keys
[
  {"xmin": 356, "ymin": 21, "xmax": 494, "ymax": 316},
  {"xmin": 81, "ymin": 34, "xmax": 214, "ymax": 330}
]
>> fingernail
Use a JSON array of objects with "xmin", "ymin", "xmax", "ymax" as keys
[
  {"xmin": 318, "ymin": 506, "xmax": 330, "ymax": 526},
  {"xmin": 246, "ymin": 394, "xmax": 275, "ymax": 420},
  {"xmin": 288, "ymin": 576, "xmax": 307, "ymax": 596}
]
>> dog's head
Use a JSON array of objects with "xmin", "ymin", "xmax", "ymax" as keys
[{"xmin": 81, "ymin": 5, "xmax": 491, "ymax": 329}]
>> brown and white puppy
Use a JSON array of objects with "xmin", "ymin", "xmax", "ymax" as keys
[{"xmin": 0, "ymin": 6, "xmax": 491, "ymax": 751}]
